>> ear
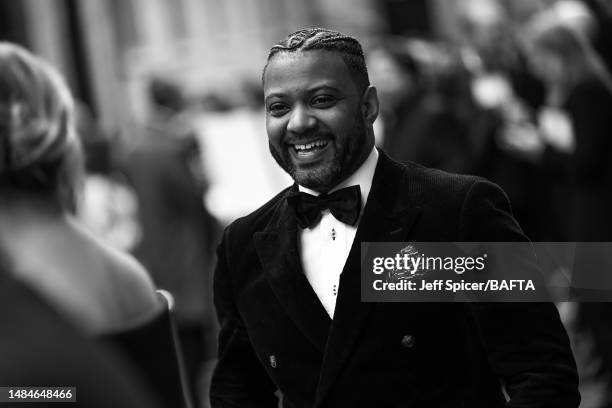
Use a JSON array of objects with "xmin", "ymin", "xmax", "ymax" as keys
[{"xmin": 361, "ymin": 86, "xmax": 379, "ymax": 125}]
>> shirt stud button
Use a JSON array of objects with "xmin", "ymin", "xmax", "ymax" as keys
[{"xmin": 401, "ymin": 334, "xmax": 415, "ymax": 348}]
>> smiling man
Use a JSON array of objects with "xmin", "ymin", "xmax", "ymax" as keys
[
  {"xmin": 210, "ymin": 28, "xmax": 579, "ymax": 408},
  {"xmin": 264, "ymin": 44, "xmax": 375, "ymax": 193}
]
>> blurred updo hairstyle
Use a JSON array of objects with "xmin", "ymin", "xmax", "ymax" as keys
[
  {"xmin": 0, "ymin": 42, "xmax": 82, "ymax": 211},
  {"xmin": 523, "ymin": 15, "xmax": 612, "ymax": 91}
]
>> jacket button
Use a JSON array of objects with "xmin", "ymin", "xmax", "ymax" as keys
[
  {"xmin": 269, "ymin": 355, "xmax": 277, "ymax": 368},
  {"xmin": 401, "ymin": 334, "xmax": 415, "ymax": 348}
]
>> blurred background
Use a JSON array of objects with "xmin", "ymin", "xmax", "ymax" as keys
[{"xmin": 2, "ymin": 0, "xmax": 612, "ymax": 407}]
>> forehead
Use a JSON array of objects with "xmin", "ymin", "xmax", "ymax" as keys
[{"xmin": 263, "ymin": 50, "xmax": 357, "ymax": 96}]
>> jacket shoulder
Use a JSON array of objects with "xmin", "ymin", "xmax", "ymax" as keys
[
  {"xmin": 389, "ymin": 156, "xmax": 497, "ymax": 202},
  {"xmin": 224, "ymin": 185, "xmax": 293, "ymax": 238},
  {"xmin": 388, "ymin": 157, "xmax": 521, "ymax": 240}
]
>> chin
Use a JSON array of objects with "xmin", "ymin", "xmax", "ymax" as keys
[{"xmin": 292, "ymin": 164, "xmax": 342, "ymax": 191}]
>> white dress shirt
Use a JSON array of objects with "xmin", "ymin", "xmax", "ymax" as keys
[{"xmin": 298, "ymin": 148, "xmax": 379, "ymax": 318}]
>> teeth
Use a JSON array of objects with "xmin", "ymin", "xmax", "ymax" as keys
[{"xmin": 294, "ymin": 140, "xmax": 328, "ymax": 151}]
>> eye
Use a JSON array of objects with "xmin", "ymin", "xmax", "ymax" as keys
[
  {"xmin": 267, "ymin": 102, "xmax": 290, "ymax": 117},
  {"xmin": 311, "ymin": 95, "xmax": 337, "ymax": 108}
]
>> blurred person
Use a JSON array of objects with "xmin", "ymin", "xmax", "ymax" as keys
[
  {"xmin": 195, "ymin": 80, "xmax": 292, "ymax": 225},
  {"xmin": 367, "ymin": 44, "xmax": 424, "ymax": 153},
  {"xmin": 0, "ymin": 42, "xmax": 193, "ymax": 408},
  {"xmin": 456, "ymin": 0, "xmax": 550, "ymax": 240},
  {"xmin": 409, "ymin": 41, "xmax": 479, "ymax": 174},
  {"xmin": 123, "ymin": 76, "xmax": 220, "ymax": 406},
  {"xmin": 522, "ymin": 18, "xmax": 612, "ymax": 407},
  {"xmin": 210, "ymin": 28, "xmax": 579, "ymax": 407},
  {"xmin": 0, "ymin": 251, "xmax": 163, "ymax": 408},
  {"xmin": 0, "ymin": 41, "xmax": 161, "ymax": 335},
  {"xmin": 369, "ymin": 40, "xmax": 476, "ymax": 174},
  {"xmin": 75, "ymin": 100, "xmax": 142, "ymax": 252},
  {"xmin": 583, "ymin": 0, "xmax": 612, "ymax": 72},
  {"xmin": 458, "ymin": 0, "xmax": 512, "ymax": 71},
  {"xmin": 522, "ymin": 15, "xmax": 612, "ymax": 241}
]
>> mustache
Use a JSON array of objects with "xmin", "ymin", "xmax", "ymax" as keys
[{"xmin": 283, "ymin": 131, "xmax": 333, "ymax": 144}]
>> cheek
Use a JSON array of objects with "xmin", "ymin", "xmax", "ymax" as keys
[
  {"xmin": 318, "ymin": 110, "xmax": 353, "ymax": 134},
  {"xmin": 266, "ymin": 118, "xmax": 286, "ymax": 145}
]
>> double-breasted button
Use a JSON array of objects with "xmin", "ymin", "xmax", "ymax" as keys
[
  {"xmin": 269, "ymin": 355, "xmax": 277, "ymax": 368},
  {"xmin": 400, "ymin": 334, "xmax": 415, "ymax": 348}
]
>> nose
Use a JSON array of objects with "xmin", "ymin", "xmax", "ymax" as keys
[{"xmin": 287, "ymin": 105, "xmax": 316, "ymax": 134}]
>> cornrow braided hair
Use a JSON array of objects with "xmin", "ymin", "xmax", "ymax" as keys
[{"xmin": 263, "ymin": 28, "xmax": 370, "ymax": 92}]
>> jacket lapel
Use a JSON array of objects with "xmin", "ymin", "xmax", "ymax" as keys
[
  {"xmin": 254, "ymin": 190, "xmax": 331, "ymax": 353},
  {"xmin": 315, "ymin": 152, "xmax": 421, "ymax": 404}
]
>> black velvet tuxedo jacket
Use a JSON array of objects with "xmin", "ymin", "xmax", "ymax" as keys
[{"xmin": 210, "ymin": 151, "xmax": 579, "ymax": 408}]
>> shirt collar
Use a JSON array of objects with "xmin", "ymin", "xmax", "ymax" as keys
[{"xmin": 298, "ymin": 147, "xmax": 379, "ymax": 211}]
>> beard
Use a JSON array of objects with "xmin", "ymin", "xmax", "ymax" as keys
[{"xmin": 269, "ymin": 115, "xmax": 367, "ymax": 192}]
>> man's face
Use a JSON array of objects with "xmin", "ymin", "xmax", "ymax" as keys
[{"xmin": 263, "ymin": 50, "xmax": 372, "ymax": 192}]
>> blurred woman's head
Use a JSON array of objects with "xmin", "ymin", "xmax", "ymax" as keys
[
  {"xmin": 523, "ymin": 16, "xmax": 612, "ymax": 90},
  {"xmin": 366, "ymin": 45, "xmax": 419, "ymax": 113},
  {"xmin": 0, "ymin": 42, "xmax": 82, "ymax": 211}
]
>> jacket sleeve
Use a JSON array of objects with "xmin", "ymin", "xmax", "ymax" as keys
[
  {"xmin": 210, "ymin": 227, "xmax": 278, "ymax": 408},
  {"xmin": 459, "ymin": 179, "xmax": 580, "ymax": 408}
]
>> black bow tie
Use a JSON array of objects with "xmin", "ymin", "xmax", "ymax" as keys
[{"xmin": 287, "ymin": 185, "xmax": 362, "ymax": 229}]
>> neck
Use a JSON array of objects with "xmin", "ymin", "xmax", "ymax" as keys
[
  {"xmin": 0, "ymin": 194, "xmax": 70, "ymax": 265},
  {"xmin": 330, "ymin": 134, "xmax": 376, "ymax": 190},
  {"xmin": 0, "ymin": 193, "xmax": 64, "ymax": 229}
]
